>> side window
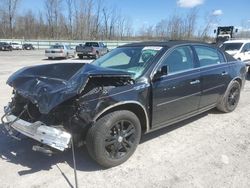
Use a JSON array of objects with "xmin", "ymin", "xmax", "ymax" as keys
[
  {"xmin": 218, "ymin": 50, "xmax": 226, "ymax": 62},
  {"xmin": 161, "ymin": 46, "xmax": 194, "ymax": 73},
  {"xmin": 246, "ymin": 43, "xmax": 250, "ymax": 51},
  {"xmin": 241, "ymin": 44, "xmax": 247, "ymax": 52},
  {"xmin": 194, "ymin": 46, "xmax": 222, "ymax": 67}
]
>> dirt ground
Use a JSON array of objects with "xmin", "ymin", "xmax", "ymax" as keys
[{"xmin": 0, "ymin": 50, "xmax": 249, "ymax": 188}]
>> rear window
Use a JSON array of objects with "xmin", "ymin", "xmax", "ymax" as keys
[
  {"xmin": 221, "ymin": 43, "xmax": 243, "ymax": 51},
  {"xmin": 50, "ymin": 45, "xmax": 64, "ymax": 49},
  {"xmin": 85, "ymin": 42, "xmax": 99, "ymax": 47}
]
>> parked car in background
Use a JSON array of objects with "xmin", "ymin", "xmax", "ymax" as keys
[
  {"xmin": 0, "ymin": 42, "xmax": 12, "ymax": 51},
  {"xmin": 22, "ymin": 43, "xmax": 35, "ymax": 50},
  {"xmin": 220, "ymin": 40, "xmax": 250, "ymax": 72},
  {"xmin": 2, "ymin": 41, "xmax": 246, "ymax": 168},
  {"xmin": 45, "ymin": 44, "xmax": 75, "ymax": 59},
  {"xmin": 10, "ymin": 42, "xmax": 22, "ymax": 50},
  {"xmin": 76, "ymin": 42, "xmax": 108, "ymax": 59}
]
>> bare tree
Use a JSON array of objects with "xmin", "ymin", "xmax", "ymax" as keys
[
  {"xmin": 44, "ymin": 0, "xmax": 62, "ymax": 39},
  {"xmin": 102, "ymin": 6, "xmax": 110, "ymax": 39},
  {"xmin": 66, "ymin": 0, "xmax": 74, "ymax": 39},
  {"xmin": 199, "ymin": 11, "xmax": 218, "ymax": 40},
  {"xmin": 0, "ymin": 0, "xmax": 19, "ymax": 38},
  {"xmin": 184, "ymin": 8, "xmax": 198, "ymax": 39},
  {"xmin": 92, "ymin": 0, "xmax": 103, "ymax": 39}
]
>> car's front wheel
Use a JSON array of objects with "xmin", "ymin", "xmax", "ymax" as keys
[
  {"xmin": 86, "ymin": 110, "xmax": 141, "ymax": 168},
  {"xmin": 217, "ymin": 80, "xmax": 241, "ymax": 112}
]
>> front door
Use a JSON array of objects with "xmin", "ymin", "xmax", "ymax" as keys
[{"xmin": 152, "ymin": 46, "xmax": 201, "ymax": 128}]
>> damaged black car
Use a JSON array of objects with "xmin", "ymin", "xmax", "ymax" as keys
[{"xmin": 2, "ymin": 41, "xmax": 246, "ymax": 168}]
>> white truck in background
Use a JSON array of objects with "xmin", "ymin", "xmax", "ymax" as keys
[{"xmin": 214, "ymin": 26, "xmax": 238, "ymax": 46}]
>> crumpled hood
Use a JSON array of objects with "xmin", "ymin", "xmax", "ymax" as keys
[{"xmin": 7, "ymin": 63, "xmax": 132, "ymax": 114}]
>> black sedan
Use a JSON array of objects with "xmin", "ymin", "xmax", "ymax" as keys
[
  {"xmin": 2, "ymin": 41, "xmax": 246, "ymax": 168},
  {"xmin": 22, "ymin": 43, "xmax": 35, "ymax": 50},
  {"xmin": 0, "ymin": 42, "xmax": 12, "ymax": 51}
]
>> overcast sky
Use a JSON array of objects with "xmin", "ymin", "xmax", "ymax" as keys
[{"xmin": 20, "ymin": 0, "xmax": 250, "ymax": 33}]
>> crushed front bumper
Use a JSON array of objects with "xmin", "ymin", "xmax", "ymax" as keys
[{"xmin": 1, "ymin": 106, "xmax": 71, "ymax": 151}]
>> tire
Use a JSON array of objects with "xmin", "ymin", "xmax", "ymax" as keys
[
  {"xmin": 48, "ymin": 57, "xmax": 52, "ymax": 60},
  {"xmin": 217, "ymin": 80, "xmax": 241, "ymax": 113},
  {"xmin": 86, "ymin": 110, "xmax": 141, "ymax": 168},
  {"xmin": 78, "ymin": 54, "xmax": 83, "ymax": 59},
  {"xmin": 248, "ymin": 67, "xmax": 250, "ymax": 73}
]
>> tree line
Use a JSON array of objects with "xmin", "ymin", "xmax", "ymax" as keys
[
  {"xmin": 0, "ymin": 0, "xmax": 249, "ymax": 41},
  {"xmin": 0, "ymin": 0, "xmax": 134, "ymax": 40}
]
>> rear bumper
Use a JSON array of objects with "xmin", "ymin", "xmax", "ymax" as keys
[
  {"xmin": 76, "ymin": 51, "xmax": 95, "ymax": 56},
  {"xmin": 1, "ymin": 107, "xmax": 71, "ymax": 151},
  {"xmin": 45, "ymin": 52, "xmax": 66, "ymax": 58}
]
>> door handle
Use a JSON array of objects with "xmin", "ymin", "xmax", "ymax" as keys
[
  {"xmin": 221, "ymin": 71, "xmax": 228, "ymax": 76},
  {"xmin": 190, "ymin": 80, "xmax": 200, "ymax": 85}
]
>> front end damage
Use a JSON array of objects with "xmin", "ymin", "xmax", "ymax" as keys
[
  {"xmin": 1, "ymin": 63, "xmax": 134, "ymax": 153},
  {"xmin": 2, "ymin": 105, "xmax": 71, "ymax": 151}
]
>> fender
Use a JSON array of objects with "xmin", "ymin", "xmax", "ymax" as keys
[{"xmin": 93, "ymin": 100, "xmax": 150, "ymax": 132}]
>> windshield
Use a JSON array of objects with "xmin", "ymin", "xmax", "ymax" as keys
[
  {"xmin": 50, "ymin": 45, "xmax": 64, "ymax": 49},
  {"xmin": 92, "ymin": 46, "xmax": 163, "ymax": 79},
  {"xmin": 221, "ymin": 43, "xmax": 243, "ymax": 51}
]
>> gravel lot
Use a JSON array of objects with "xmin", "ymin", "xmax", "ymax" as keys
[{"xmin": 0, "ymin": 50, "xmax": 250, "ymax": 188}]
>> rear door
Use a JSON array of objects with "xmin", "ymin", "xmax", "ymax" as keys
[
  {"xmin": 151, "ymin": 45, "xmax": 201, "ymax": 128},
  {"xmin": 193, "ymin": 45, "xmax": 231, "ymax": 109}
]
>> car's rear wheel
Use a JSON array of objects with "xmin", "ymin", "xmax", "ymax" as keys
[
  {"xmin": 78, "ymin": 55, "xmax": 83, "ymax": 59},
  {"xmin": 217, "ymin": 80, "xmax": 241, "ymax": 113},
  {"xmin": 86, "ymin": 110, "xmax": 141, "ymax": 168}
]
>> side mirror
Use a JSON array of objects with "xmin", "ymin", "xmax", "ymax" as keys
[
  {"xmin": 235, "ymin": 29, "xmax": 238, "ymax": 33},
  {"xmin": 214, "ymin": 29, "xmax": 217, "ymax": 34},
  {"xmin": 153, "ymin": 65, "xmax": 169, "ymax": 81}
]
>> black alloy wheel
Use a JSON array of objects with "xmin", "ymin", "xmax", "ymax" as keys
[
  {"xmin": 105, "ymin": 120, "xmax": 136, "ymax": 159},
  {"xmin": 217, "ymin": 80, "xmax": 241, "ymax": 113},
  {"xmin": 227, "ymin": 85, "xmax": 240, "ymax": 111},
  {"xmin": 86, "ymin": 110, "xmax": 141, "ymax": 168}
]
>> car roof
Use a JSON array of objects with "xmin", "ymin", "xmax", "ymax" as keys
[
  {"xmin": 224, "ymin": 39, "xmax": 250, "ymax": 43},
  {"xmin": 120, "ymin": 40, "xmax": 214, "ymax": 48}
]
